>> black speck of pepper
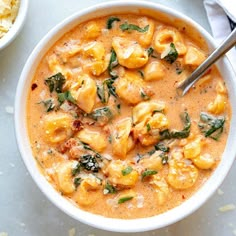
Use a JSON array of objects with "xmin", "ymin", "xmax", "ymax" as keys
[{"xmin": 31, "ymin": 83, "xmax": 38, "ymax": 91}]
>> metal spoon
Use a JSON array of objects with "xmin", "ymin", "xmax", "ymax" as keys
[{"xmin": 177, "ymin": 28, "xmax": 236, "ymax": 96}]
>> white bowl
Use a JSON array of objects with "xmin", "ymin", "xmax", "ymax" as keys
[
  {"xmin": 14, "ymin": 1, "xmax": 236, "ymax": 232},
  {"xmin": 0, "ymin": 0, "xmax": 28, "ymax": 50}
]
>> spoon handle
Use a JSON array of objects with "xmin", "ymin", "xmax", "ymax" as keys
[{"xmin": 177, "ymin": 28, "xmax": 236, "ymax": 96}]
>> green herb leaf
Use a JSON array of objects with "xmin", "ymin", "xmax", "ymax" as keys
[
  {"xmin": 142, "ymin": 170, "xmax": 158, "ymax": 180},
  {"xmin": 118, "ymin": 196, "xmax": 133, "ymax": 204},
  {"xmin": 37, "ymin": 99, "xmax": 55, "ymax": 112},
  {"xmin": 104, "ymin": 182, "xmax": 117, "ymax": 194},
  {"xmin": 160, "ymin": 153, "xmax": 168, "ymax": 165},
  {"xmin": 89, "ymin": 106, "xmax": 113, "ymax": 122},
  {"xmin": 140, "ymin": 90, "xmax": 150, "ymax": 100},
  {"xmin": 146, "ymin": 123, "xmax": 151, "ymax": 132},
  {"xmin": 163, "ymin": 43, "xmax": 178, "ymax": 64},
  {"xmin": 74, "ymin": 177, "xmax": 82, "ymax": 188},
  {"xmin": 147, "ymin": 47, "xmax": 154, "ymax": 57},
  {"xmin": 121, "ymin": 166, "xmax": 133, "ymax": 176},
  {"xmin": 198, "ymin": 112, "xmax": 225, "ymax": 140},
  {"xmin": 97, "ymin": 83, "xmax": 108, "ymax": 103},
  {"xmin": 45, "ymin": 73, "xmax": 66, "ymax": 93},
  {"xmin": 58, "ymin": 91, "xmax": 77, "ymax": 105},
  {"xmin": 104, "ymin": 78, "xmax": 117, "ymax": 98},
  {"xmin": 155, "ymin": 143, "xmax": 169, "ymax": 152},
  {"xmin": 72, "ymin": 163, "xmax": 80, "ymax": 176},
  {"xmin": 160, "ymin": 112, "xmax": 191, "ymax": 140},
  {"xmin": 138, "ymin": 70, "xmax": 144, "ymax": 79},
  {"xmin": 108, "ymin": 49, "xmax": 119, "ymax": 77},
  {"xmin": 120, "ymin": 23, "xmax": 149, "ymax": 33},
  {"xmin": 107, "ymin": 17, "xmax": 120, "ymax": 29},
  {"xmin": 80, "ymin": 154, "xmax": 100, "ymax": 172}
]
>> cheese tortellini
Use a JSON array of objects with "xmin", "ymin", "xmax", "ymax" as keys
[
  {"xmin": 70, "ymin": 74, "xmax": 97, "ymax": 113},
  {"xmin": 112, "ymin": 118, "xmax": 132, "ymax": 159},
  {"xmin": 43, "ymin": 112, "xmax": 73, "ymax": 144},
  {"xmin": 112, "ymin": 37, "xmax": 149, "ymax": 69},
  {"xmin": 115, "ymin": 71, "xmax": 154, "ymax": 105},
  {"xmin": 154, "ymin": 26, "xmax": 187, "ymax": 55}
]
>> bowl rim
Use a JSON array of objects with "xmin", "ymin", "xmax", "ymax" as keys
[
  {"xmin": 14, "ymin": 0, "xmax": 236, "ymax": 232},
  {"xmin": 0, "ymin": 0, "xmax": 29, "ymax": 50}
]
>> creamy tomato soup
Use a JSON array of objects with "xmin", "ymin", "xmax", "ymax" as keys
[{"xmin": 27, "ymin": 14, "xmax": 231, "ymax": 219}]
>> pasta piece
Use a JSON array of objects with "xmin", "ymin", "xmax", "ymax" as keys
[
  {"xmin": 207, "ymin": 94, "xmax": 226, "ymax": 115},
  {"xmin": 112, "ymin": 37, "xmax": 148, "ymax": 69},
  {"xmin": 82, "ymin": 41, "xmax": 108, "ymax": 76},
  {"xmin": 70, "ymin": 74, "xmax": 96, "ymax": 113},
  {"xmin": 112, "ymin": 118, "xmax": 132, "ymax": 159},
  {"xmin": 132, "ymin": 100, "xmax": 166, "ymax": 124},
  {"xmin": 184, "ymin": 46, "xmax": 206, "ymax": 66},
  {"xmin": 183, "ymin": 138, "xmax": 202, "ymax": 160},
  {"xmin": 83, "ymin": 21, "xmax": 101, "ymax": 39},
  {"xmin": 105, "ymin": 160, "xmax": 139, "ymax": 188},
  {"xmin": 74, "ymin": 175, "xmax": 102, "ymax": 206},
  {"xmin": 132, "ymin": 101, "xmax": 168, "ymax": 146},
  {"xmin": 154, "ymin": 26, "xmax": 187, "ymax": 55},
  {"xmin": 139, "ymin": 151, "xmax": 164, "ymax": 171},
  {"xmin": 55, "ymin": 161, "xmax": 76, "ymax": 194},
  {"xmin": 115, "ymin": 71, "xmax": 154, "ymax": 105},
  {"xmin": 77, "ymin": 128, "xmax": 107, "ymax": 153},
  {"xmin": 144, "ymin": 60, "xmax": 166, "ymax": 81},
  {"xmin": 216, "ymin": 81, "xmax": 227, "ymax": 94},
  {"xmin": 167, "ymin": 159, "xmax": 198, "ymax": 190},
  {"xmin": 192, "ymin": 153, "xmax": 215, "ymax": 170},
  {"xmin": 149, "ymin": 176, "xmax": 169, "ymax": 205},
  {"xmin": 137, "ymin": 17, "xmax": 155, "ymax": 47},
  {"xmin": 43, "ymin": 112, "xmax": 73, "ymax": 144}
]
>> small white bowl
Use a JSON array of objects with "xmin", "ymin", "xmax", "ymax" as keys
[
  {"xmin": 0, "ymin": 0, "xmax": 28, "ymax": 50},
  {"xmin": 15, "ymin": 1, "xmax": 236, "ymax": 233}
]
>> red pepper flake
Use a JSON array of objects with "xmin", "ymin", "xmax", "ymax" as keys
[
  {"xmin": 31, "ymin": 83, "xmax": 38, "ymax": 91},
  {"xmin": 72, "ymin": 120, "xmax": 83, "ymax": 131},
  {"xmin": 182, "ymin": 195, "xmax": 185, "ymax": 200}
]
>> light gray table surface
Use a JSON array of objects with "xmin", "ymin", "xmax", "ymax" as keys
[{"xmin": 0, "ymin": 0, "xmax": 236, "ymax": 235}]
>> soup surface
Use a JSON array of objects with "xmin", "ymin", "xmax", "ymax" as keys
[{"xmin": 27, "ymin": 14, "xmax": 231, "ymax": 219}]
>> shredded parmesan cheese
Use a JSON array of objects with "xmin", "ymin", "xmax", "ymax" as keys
[
  {"xmin": 0, "ymin": 0, "xmax": 20, "ymax": 39},
  {"xmin": 68, "ymin": 227, "xmax": 76, "ymax": 236},
  {"xmin": 218, "ymin": 204, "xmax": 236, "ymax": 212}
]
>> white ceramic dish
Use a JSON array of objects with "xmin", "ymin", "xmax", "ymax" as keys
[
  {"xmin": 14, "ymin": 1, "xmax": 236, "ymax": 232},
  {"xmin": 0, "ymin": 0, "xmax": 28, "ymax": 50}
]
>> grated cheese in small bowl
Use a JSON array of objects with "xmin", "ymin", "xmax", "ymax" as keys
[
  {"xmin": 0, "ymin": 0, "xmax": 20, "ymax": 39},
  {"xmin": 0, "ymin": 0, "xmax": 28, "ymax": 50}
]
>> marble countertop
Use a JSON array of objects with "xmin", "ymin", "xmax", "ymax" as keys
[{"xmin": 0, "ymin": 0, "xmax": 236, "ymax": 235}]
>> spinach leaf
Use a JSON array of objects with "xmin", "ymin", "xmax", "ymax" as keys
[
  {"xmin": 163, "ymin": 43, "xmax": 178, "ymax": 64},
  {"xmin": 160, "ymin": 112, "xmax": 191, "ymax": 140},
  {"xmin": 155, "ymin": 142, "xmax": 169, "ymax": 152},
  {"xmin": 141, "ymin": 170, "xmax": 158, "ymax": 180},
  {"xmin": 45, "ymin": 72, "xmax": 66, "ymax": 93},
  {"xmin": 104, "ymin": 77, "xmax": 118, "ymax": 98},
  {"xmin": 73, "ymin": 177, "xmax": 82, "ymax": 188},
  {"xmin": 38, "ymin": 99, "xmax": 55, "ymax": 112},
  {"xmin": 198, "ymin": 112, "xmax": 225, "ymax": 140},
  {"xmin": 72, "ymin": 163, "xmax": 81, "ymax": 176},
  {"xmin": 104, "ymin": 182, "xmax": 117, "ymax": 194},
  {"xmin": 58, "ymin": 91, "xmax": 77, "ymax": 105},
  {"xmin": 118, "ymin": 196, "xmax": 133, "ymax": 204},
  {"xmin": 107, "ymin": 17, "xmax": 120, "ymax": 29},
  {"xmin": 89, "ymin": 106, "xmax": 113, "ymax": 122},
  {"xmin": 108, "ymin": 49, "xmax": 119, "ymax": 77},
  {"xmin": 120, "ymin": 23, "xmax": 149, "ymax": 33},
  {"xmin": 97, "ymin": 83, "xmax": 108, "ymax": 103},
  {"xmin": 140, "ymin": 90, "xmax": 150, "ymax": 100}
]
